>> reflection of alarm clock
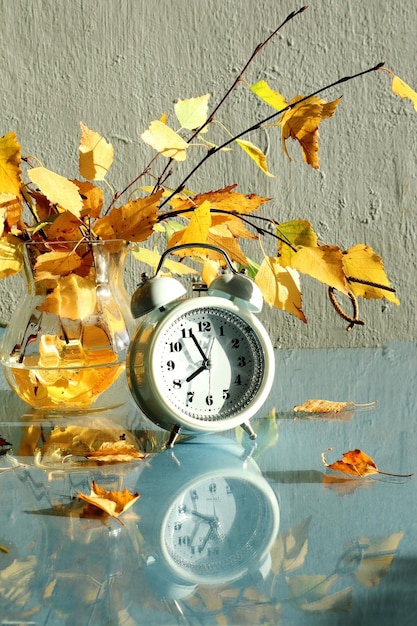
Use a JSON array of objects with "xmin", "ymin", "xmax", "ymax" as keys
[
  {"xmin": 127, "ymin": 244, "xmax": 275, "ymax": 446},
  {"xmin": 135, "ymin": 438, "xmax": 280, "ymax": 595}
]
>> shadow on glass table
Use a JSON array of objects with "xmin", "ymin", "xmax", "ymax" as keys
[{"xmin": 0, "ymin": 341, "xmax": 416, "ymax": 625}]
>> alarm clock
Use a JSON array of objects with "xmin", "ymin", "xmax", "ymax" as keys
[
  {"xmin": 126, "ymin": 244, "xmax": 275, "ymax": 446},
  {"xmin": 134, "ymin": 437, "xmax": 280, "ymax": 597}
]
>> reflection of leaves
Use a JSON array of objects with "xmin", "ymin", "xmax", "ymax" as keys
[
  {"xmin": 235, "ymin": 408, "xmax": 278, "ymax": 461},
  {"xmin": 0, "ymin": 555, "xmax": 39, "ymax": 615},
  {"xmin": 286, "ymin": 573, "xmax": 353, "ymax": 613},
  {"xmin": 345, "ymin": 532, "xmax": 404, "ymax": 588},
  {"xmin": 322, "ymin": 474, "xmax": 375, "ymax": 496},
  {"xmin": 270, "ymin": 518, "xmax": 310, "ymax": 575}
]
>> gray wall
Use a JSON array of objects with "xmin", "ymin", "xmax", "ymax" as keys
[{"xmin": 1, "ymin": 0, "xmax": 416, "ymax": 348}]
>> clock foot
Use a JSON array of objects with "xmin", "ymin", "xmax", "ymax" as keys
[
  {"xmin": 241, "ymin": 421, "xmax": 257, "ymax": 440},
  {"xmin": 166, "ymin": 424, "xmax": 181, "ymax": 448}
]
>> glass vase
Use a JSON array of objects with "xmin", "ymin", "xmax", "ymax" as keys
[{"xmin": 0, "ymin": 239, "xmax": 136, "ymax": 413}]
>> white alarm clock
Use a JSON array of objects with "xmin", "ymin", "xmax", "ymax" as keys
[{"xmin": 126, "ymin": 244, "xmax": 275, "ymax": 446}]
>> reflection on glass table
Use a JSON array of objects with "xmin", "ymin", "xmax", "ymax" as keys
[{"xmin": 0, "ymin": 340, "xmax": 416, "ymax": 625}]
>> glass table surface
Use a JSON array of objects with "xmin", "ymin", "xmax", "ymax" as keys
[{"xmin": 0, "ymin": 341, "xmax": 416, "ymax": 625}]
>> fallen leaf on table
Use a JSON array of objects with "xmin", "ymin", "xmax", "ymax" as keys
[
  {"xmin": 77, "ymin": 480, "xmax": 140, "ymax": 524},
  {"xmin": 322, "ymin": 448, "xmax": 414, "ymax": 478},
  {"xmin": 85, "ymin": 440, "xmax": 147, "ymax": 463},
  {"xmin": 294, "ymin": 399, "xmax": 376, "ymax": 415}
]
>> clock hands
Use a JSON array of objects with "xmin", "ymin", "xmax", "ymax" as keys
[{"xmin": 185, "ymin": 334, "xmax": 215, "ymax": 383}]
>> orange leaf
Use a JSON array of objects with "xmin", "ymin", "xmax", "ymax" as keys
[
  {"xmin": 322, "ymin": 448, "xmax": 414, "ymax": 478},
  {"xmin": 94, "ymin": 191, "xmax": 162, "ymax": 241},
  {"xmin": 77, "ymin": 480, "xmax": 140, "ymax": 522},
  {"xmin": 279, "ymin": 95, "xmax": 341, "ymax": 168},
  {"xmin": 44, "ymin": 211, "xmax": 84, "ymax": 241},
  {"xmin": 169, "ymin": 185, "xmax": 271, "ymax": 215},
  {"xmin": 322, "ymin": 448, "xmax": 379, "ymax": 477}
]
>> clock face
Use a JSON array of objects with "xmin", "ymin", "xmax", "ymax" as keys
[
  {"xmin": 155, "ymin": 305, "xmax": 265, "ymax": 422},
  {"xmin": 161, "ymin": 473, "xmax": 276, "ymax": 583}
]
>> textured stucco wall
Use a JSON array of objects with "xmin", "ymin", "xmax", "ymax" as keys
[{"xmin": 0, "ymin": 0, "xmax": 416, "ymax": 348}]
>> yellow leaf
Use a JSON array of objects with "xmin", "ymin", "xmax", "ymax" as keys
[
  {"xmin": 174, "ymin": 93, "xmax": 210, "ymax": 130},
  {"xmin": 0, "ymin": 131, "xmax": 22, "ymax": 196},
  {"xmin": 0, "ymin": 193, "xmax": 23, "ymax": 232},
  {"xmin": 0, "ymin": 235, "xmax": 23, "ymax": 279},
  {"xmin": 86, "ymin": 440, "xmax": 147, "ymax": 463},
  {"xmin": 77, "ymin": 480, "xmax": 140, "ymax": 521},
  {"xmin": 79, "ymin": 123, "xmax": 114, "ymax": 181},
  {"xmin": 277, "ymin": 219, "xmax": 318, "ymax": 267},
  {"xmin": 235, "ymin": 139, "xmax": 274, "ymax": 176},
  {"xmin": 33, "ymin": 249, "xmax": 84, "ymax": 280},
  {"xmin": 250, "ymin": 80, "xmax": 288, "ymax": 111},
  {"xmin": 290, "ymin": 245, "xmax": 348, "ymax": 293},
  {"xmin": 255, "ymin": 257, "xmax": 306, "ymax": 322},
  {"xmin": 141, "ymin": 120, "xmax": 188, "ymax": 161},
  {"xmin": 36, "ymin": 274, "xmax": 97, "ymax": 320},
  {"xmin": 131, "ymin": 246, "xmax": 198, "ymax": 275},
  {"xmin": 342, "ymin": 244, "xmax": 399, "ymax": 304},
  {"xmin": 94, "ymin": 190, "xmax": 162, "ymax": 241},
  {"xmin": 73, "ymin": 179, "xmax": 105, "ymax": 218},
  {"xmin": 169, "ymin": 200, "xmax": 212, "ymax": 249},
  {"xmin": 280, "ymin": 95, "xmax": 342, "ymax": 168},
  {"xmin": 28, "ymin": 167, "xmax": 83, "ymax": 217},
  {"xmin": 391, "ymin": 75, "xmax": 417, "ymax": 112},
  {"xmin": 210, "ymin": 213, "xmax": 257, "ymax": 240}
]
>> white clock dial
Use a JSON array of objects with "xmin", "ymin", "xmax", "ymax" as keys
[
  {"xmin": 156, "ymin": 306, "xmax": 264, "ymax": 421},
  {"xmin": 127, "ymin": 296, "xmax": 275, "ymax": 435}
]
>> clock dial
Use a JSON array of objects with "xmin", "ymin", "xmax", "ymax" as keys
[{"xmin": 156, "ymin": 306, "xmax": 265, "ymax": 421}]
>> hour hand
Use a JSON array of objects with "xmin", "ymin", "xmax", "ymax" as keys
[{"xmin": 186, "ymin": 364, "xmax": 208, "ymax": 382}]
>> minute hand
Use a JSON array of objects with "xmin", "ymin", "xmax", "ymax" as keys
[{"xmin": 189, "ymin": 331, "xmax": 209, "ymax": 362}]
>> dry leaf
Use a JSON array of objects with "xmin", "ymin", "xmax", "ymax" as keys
[
  {"xmin": 33, "ymin": 250, "xmax": 84, "ymax": 280},
  {"xmin": 279, "ymin": 95, "xmax": 342, "ymax": 168},
  {"xmin": 77, "ymin": 481, "xmax": 140, "ymax": 523},
  {"xmin": 79, "ymin": 123, "xmax": 114, "ymax": 181},
  {"xmin": 86, "ymin": 440, "xmax": 147, "ymax": 463},
  {"xmin": 169, "ymin": 185, "xmax": 271, "ymax": 215},
  {"xmin": 94, "ymin": 191, "xmax": 161, "ymax": 241},
  {"xmin": 28, "ymin": 167, "xmax": 83, "ymax": 217},
  {"xmin": 294, "ymin": 399, "xmax": 376, "ymax": 414},
  {"xmin": 322, "ymin": 448, "xmax": 414, "ymax": 478},
  {"xmin": 141, "ymin": 120, "xmax": 188, "ymax": 161}
]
